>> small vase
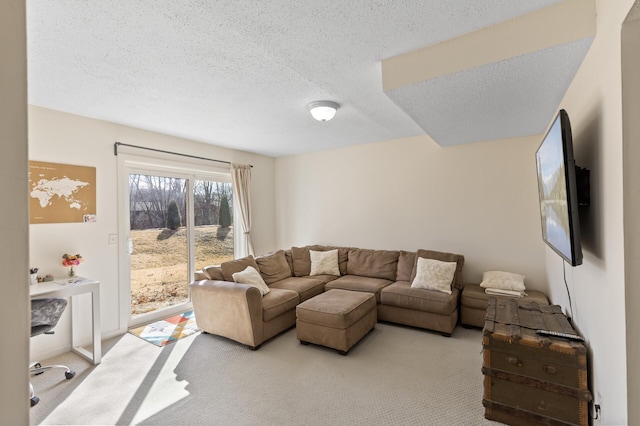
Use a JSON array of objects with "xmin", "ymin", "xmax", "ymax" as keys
[{"xmin": 68, "ymin": 266, "xmax": 76, "ymax": 278}]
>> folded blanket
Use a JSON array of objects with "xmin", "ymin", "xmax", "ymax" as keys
[{"xmin": 485, "ymin": 288, "xmax": 528, "ymax": 297}]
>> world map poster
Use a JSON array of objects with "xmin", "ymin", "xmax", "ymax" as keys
[{"xmin": 29, "ymin": 161, "xmax": 96, "ymax": 224}]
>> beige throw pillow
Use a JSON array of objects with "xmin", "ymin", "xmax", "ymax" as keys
[
  {"xmin": 411, "ymin": 258, "xmax": 457, "ymax": 294},
  {"xmin": 232, "ymin": 266, "xmax": 270, "ymax": 296},
  {"xmin": 409, "ymin": 249, "xmax": 464, "ymax": 289},
  {"xmin": 480, "ymin": 270, "xmax": 526, "ymax": 292},
  {"xmin": 309, "ymin": 249, "xmax": 340, "ymax": 276}
]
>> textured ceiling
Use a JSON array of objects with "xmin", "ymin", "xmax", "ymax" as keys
[
  {"xmin": 384, "ymin": 38, "xmax": 593, "ymax": 146},
  {"xmin": 27, "ymin": 0, "xmax": 589, "ymax": 157}
]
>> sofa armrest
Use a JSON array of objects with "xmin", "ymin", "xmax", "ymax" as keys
[{"xmin": 190, "ymin": 280, "xmax": 263, "ymax": 347}]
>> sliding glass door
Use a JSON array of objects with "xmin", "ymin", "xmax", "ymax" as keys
[
  {"xmin": 128, "ymin": 173, "xmax": 189, "ymax": 317},
  {"xmin": 118, "ymin": 155, "xmax": 234, "ymax": 328}
]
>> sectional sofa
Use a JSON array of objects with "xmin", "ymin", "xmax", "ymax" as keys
[{"xmin": 190, "ymin": 245, "xmax": 465, "ymax": 349}]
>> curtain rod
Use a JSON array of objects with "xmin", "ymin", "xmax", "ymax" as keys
[{"xmin": 113, "ymin": 142, "xmax": 252, "ymax": 167}]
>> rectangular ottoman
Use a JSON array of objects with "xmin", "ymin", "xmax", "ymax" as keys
[
  {"xmin": 296, "ymin": 289, "xmax": 377, "ymax": 355},
  {"xmin": 461, "ymin": 283, "xmax": 549, "ymax": 328}
]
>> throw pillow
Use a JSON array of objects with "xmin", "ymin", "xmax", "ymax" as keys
[
  {"xmin": 309, "ymin": 249, "xmax": 340, "ymax": 276},
  {"xmin": 291, "ymin": 245, "xmax": 324, "ymax": 276},
  {"xmin": 409, "ymin": 249, "xmax": 465, "ymax": 289},
  {"xmin": 232, "ymin": 266, "xmax": 270, "ymax": 296},
  {"xmin": 291, "ymin": 245, "xmax": 350, "ymax": 276},
  {"xmin": 410, "ymin": 258, "xmax": 457, "ymax": 294},
  {"xmin": 480, "ymin": 270, "xmax": 526, "ymax": 292}
]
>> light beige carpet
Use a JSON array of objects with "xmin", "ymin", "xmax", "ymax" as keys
[{"xmin": 30, "ymin": 323, "xmax": 499, "ymax": 425}]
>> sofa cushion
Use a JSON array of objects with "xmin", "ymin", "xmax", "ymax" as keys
[
  {"xmin": 324, "ymin": 275, "xmax": 392, "ymax": 302},
  {"xmin": 203, "ymin": 265, "xmax": 224, "ymax": 281},
  {"xmin": 306, "ymin": 274, "xmax": 339, "ymax": 285},
  {"xmin": 396, "ymin": 250, "xmax": 416, "ymax": 282},
  {"xmin": 256, "ymin": 250, "xmax": 292, "ymax": 285},
  {"xmin": 291, "ymin": 245, "xmax": 349, "ymax": 276},
  {"xmin": 346, "ymin": 248, "xmax": 399, "ymax": 281},
  {"xmin": 296, "ymin": 289, "xmax": 376, "ymax": 329},
  {"xmin": 194, "ymin": 270, "xmax": 210, "ymax": 281},
  {"xmin": 284, "ymin": 249, "xmax": 294, "ymax": 274},
  {"xmin": 269, "ymin": 276, "xmax": 326, "ymax": 302},
  {"xmin": 232, "ymin": 266, "xmax": 270, "ymax": 296},
  {"xmin": 461, "ymin": 283, "xmax": 489, "ymax": 309},
  {"xmin": 410, "ymin": 249, "xmax": 465, "ymax": 289},
  {"xmin": 221, "ymin": 255, "xmax": 260, "ymax": 281},
  {"xmin": 261, "ymin": 288, "xmax": 299, "ymax": 322},
  {"xmin": 310, "ymin": 249, "xmax": 340, "ymax": 276},
  {"xmin": 411, "ymin": 258, "xmax": 457, "ymax": 295},
  {"xmin": 381, "ymin": 281, "xmax": 459, "ymax": 315},
  {"xmin": 461, "ymin": 283, "xmax": 549, "ymax": 310}
]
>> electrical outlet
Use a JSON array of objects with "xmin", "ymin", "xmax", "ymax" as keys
[
  {"xmin": 108, "ymin": 234, "xmax": 118, "ymax": 245},
  {"xmin": 594, "ymin": 391, "xmax": 603, "ymax": 423}
]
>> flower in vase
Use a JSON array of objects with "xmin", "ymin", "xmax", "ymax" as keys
[{"xmin": 62, "ymin": 253, "xmax": 83, "ymax": 277}]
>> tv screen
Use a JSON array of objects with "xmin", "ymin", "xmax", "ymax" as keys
[{"xmin": 535, "ymin": 109, "xmax": 583, "ymax": 266}]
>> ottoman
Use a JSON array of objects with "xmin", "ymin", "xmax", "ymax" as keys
[
  {"xmin": 296, "ymin": 289, "xmax": 377, "ymax": 355},
  {"xmin": 460, "ymin": 283, "xmax": 549, "ymax": 328}
]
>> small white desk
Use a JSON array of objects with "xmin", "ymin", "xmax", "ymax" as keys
[{"xmin": 30, "ymin": 277, "xmax": 101, "ymax": 364}]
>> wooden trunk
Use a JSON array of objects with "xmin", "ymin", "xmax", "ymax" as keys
[{"xmin": 482, "ymin": 298, "xmax": 591, "ymax": 426}]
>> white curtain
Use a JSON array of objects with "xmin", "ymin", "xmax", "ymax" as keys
[{"xmin": 230, "ymin": 163, "xmax": 255, "ymax": 256}]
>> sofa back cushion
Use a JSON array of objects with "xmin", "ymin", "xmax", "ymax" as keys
[
  {"xmin": 220, "ymin": 255, "xmax": 260, "ymax": 281},
  {"xmin": 346, "ymin": 248, "xmax": 399, "ymax": 281},
  {"xmin": 194, "ymin": 270, "xmax": 210, "ymax": 281},
  {"xmin": 203, "ymin": 265, "xmax": 224, "ymax": 281},
  {"xmin": 284, "ymin": 249, "xmax": 294, "ymax": 274},
  {"xmin": 396, "ymin": 250, "xmax": 416, "ymax": 282},
  {"xmin": 410, "ymin": 249, "xmax": 465, "ymax": 289},
  {"xmin": 256, "ymin": 250, "xmax": 293, "ymax": 284},
  {"xmin": 291, "ymin": 245, "xmax": 349, "ymax": 276}
]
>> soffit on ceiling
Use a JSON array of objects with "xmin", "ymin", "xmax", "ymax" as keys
[{"xmin": 27, "ymin": 0, "xmax": 588, "ymax": 157}]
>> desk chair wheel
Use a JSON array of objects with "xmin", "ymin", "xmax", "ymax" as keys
[
  {"xmin": 30, "ymin": 396, "xmax": 39, "ymax": 407},
  {"xmin": 65, "ymin": 370, "xmax": 76, "ymax": 380}
]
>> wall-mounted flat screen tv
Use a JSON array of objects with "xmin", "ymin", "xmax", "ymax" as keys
[{"xmin": 535, "ymin": 109, "xmax": 584, "ymax": 266}]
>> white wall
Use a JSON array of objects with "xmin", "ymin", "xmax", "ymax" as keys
[
  {"xmin": 275, "ymin": 134, "xmax": 548, "ymax": 289},
  {"xmin": 28, "ymin": 106, "xmax": 277, "ymax": 359},
  {"xmin": 541, "ymin": 1, "xmax": 635, "ymax": 423},
  {"xmin": 1, "ymin": 0, "xmax": 30, "ymax": 422}
]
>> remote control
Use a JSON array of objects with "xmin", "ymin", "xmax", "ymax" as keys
[{"xmin": 536, "ymin": 329, "xmax": 585, "ymax": 342}]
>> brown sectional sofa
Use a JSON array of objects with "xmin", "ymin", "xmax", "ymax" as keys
[{"xmin": 190, "ymin": 245, "xmax": 464, "ymax": 349}]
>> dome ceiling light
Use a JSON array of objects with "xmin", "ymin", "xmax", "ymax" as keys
[{"xmin": 308, "ymin": 100, "xmax": 339, "ymax": 122}]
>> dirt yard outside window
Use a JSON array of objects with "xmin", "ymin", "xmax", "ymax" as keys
[{"xmin": 130, "ymin": 225, "xmax": 233, "ymax": 315}]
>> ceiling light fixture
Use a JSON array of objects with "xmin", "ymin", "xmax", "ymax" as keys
[{"xmin": 308, "ymin": 100, "xmax": 339, "ymax": 122}]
